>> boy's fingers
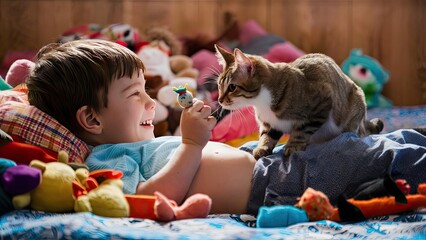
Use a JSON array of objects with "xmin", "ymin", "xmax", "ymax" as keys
[
  {"xmin": 200, "ymin": 105, "xmax": 212, "ymax": 117},
  {"xmin": 206, "ymin": 116, "xmax": 217, "ymax": 129},
  {"xmin": 188, "ymin": 99, "xmax": 204, "ymax": 112}
]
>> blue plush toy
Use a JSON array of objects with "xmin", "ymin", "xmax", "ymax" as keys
[
  {"xmin": 341, "ymin": 49, "xmax": 392, "ymax": 109},
  {"xmin": 256, "ymin": 205, "xmax": 309, "ymax": 228}
]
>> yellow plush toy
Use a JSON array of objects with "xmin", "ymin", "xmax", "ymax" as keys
[
  {"xmin": 13, "ymin": 151, "xmax": 77, "ymax": 212},
  {"xmin": 72, "ymin": 169, "xmax": 130, "ymax": 218}
]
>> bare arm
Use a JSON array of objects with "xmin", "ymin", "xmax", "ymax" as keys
[{"xmin": 135, "ymin": 100, "xmax": 216, "ymax": 204}]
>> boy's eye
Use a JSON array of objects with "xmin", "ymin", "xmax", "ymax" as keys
[{"xmin": 131, "ymin": 91, "xmax": 140, "ymax": 97}]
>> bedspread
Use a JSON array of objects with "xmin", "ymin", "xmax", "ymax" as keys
[{"xmin": 1, "ymin": 210, "xmax": 425, "ymax": 239}]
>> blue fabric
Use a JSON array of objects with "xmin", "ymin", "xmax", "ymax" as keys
[
  {"xmin": 246, "ymin": 129, "xmax": 426, "ymax": 215},
  {"xmin": 85, "ymin": 136, "xmax": 181, "ymax": 194},
  {"xmin": 1, "ymin": 210, "xmax": 425, "ymax": 239}
]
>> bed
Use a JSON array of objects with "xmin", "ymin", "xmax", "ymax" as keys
[{"xmin": 1, "ymin": 21, "xmax": 426, "ymax": 239}]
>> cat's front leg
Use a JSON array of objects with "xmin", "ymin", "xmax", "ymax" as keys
[
  {"xmin": 284, "ymin": 139, "xmax": 307, "ymax": 157},
  {"xmin": 253, "ymin": 126, "xmax": 282, "ymax": 160}
]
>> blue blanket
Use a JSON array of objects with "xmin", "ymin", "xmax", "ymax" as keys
[
  {"xmin": 247, "ymin": 129, "xmax": 426, "ymax": 214},
  {"xmin": 1, "ymin": 210, "xmax": 425, "ymax": 239}
]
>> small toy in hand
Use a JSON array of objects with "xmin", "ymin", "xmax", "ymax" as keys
[{"xmin": 173, "ymin": 83, "xmax": 194, "ymax": 108}]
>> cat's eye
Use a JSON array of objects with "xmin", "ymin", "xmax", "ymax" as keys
[{"xmin": 228, "ymin": 84, "xmax": 237, "ymax": 92}]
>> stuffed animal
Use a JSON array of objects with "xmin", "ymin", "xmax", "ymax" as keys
[
  {"xmin": 341, "ymin": 49, "xmax": 392, "ymax": 109},
  {"xmin": 72, "ymin": 168, "xmax": 212, "ymax": 220},
  {"xmin": 0, "ymin": 158, "xmax": 41, "ymax": 215},
  {"xmin": 73, "ymin": 169, "xmax": 130, "ymax": 218},
  {"xmin": 0, "ymin": 76, "xmax": 12, "ymax": 90},
  {"xmin": 4, "ymin": 59, "xmax": 34, "ymax": 88},
  {"xmin": 12, "ymin": 151, "xmax": 78, "ymax": 212},
  {"xmin": 154, "ymin": 191, "xmax": 212, "ymax": 222},
  {"xmin": 172, "ymin": 83, "xmax": 194, "ymax": 108},
  {"xmin": 256, "ymin": 180, "xmax": 426, "ymax": 228}
]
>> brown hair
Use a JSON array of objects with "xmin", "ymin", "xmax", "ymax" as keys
[{"xmin": 27, "ymin": 39, "xmax": 145, "ymax": 136}]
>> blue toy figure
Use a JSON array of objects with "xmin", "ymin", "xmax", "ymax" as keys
[{"xmin": 341, "ymin": 49, "xmax": 392, "ymax": 109}]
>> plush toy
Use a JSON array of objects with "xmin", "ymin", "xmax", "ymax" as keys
[
  {"xmin": 169, "ymin": 55, "xmax": 199, "ymax": 79},
  {"xmin": 57, "ymin": 23, "xmax": 103, "ymax": 43},
  {"xmin": 256, "ymin": 205, "xmax": 308, "ymax": 228},
  {"xmin": 0, "ymin": 76, "xmax": 12, "ymax": 90},
  {"xmin": 139, "ymin": 27, "xmax": 199, "ymax": 81},
  {"xmin": 72, "ymin": 167, "xmax": 212, "ymax": 220},
  {"xmin": 256, "ymin": 180, "xmax": 426, "ymax": 228},
  {"xmin": 154, "ymin": 191, "xmax": 212, "ymax": 222},
  {"xmin": 4, "ymin": 59, "xmax": 34, "ymax": 88},
  {"xmin": 341, "ymin": 49, "xmax": 392, "ymax": 109},
  {"xmin": 0, "ymin": 158, "xmax": 42, "ymax": 215},
  {"xmin": 73, "ymin": 169, "xmax": 130, "ymax": 218},
  {"xmin": 12, "ymin": 151, "xmax": 78, "ymax": 212},
  {"xmin": 172, "ymin": 84, "xmax": 194, "ymax": 108}
]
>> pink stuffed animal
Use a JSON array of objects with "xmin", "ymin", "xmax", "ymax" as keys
[
  {"xmin": 5, "ymin": 59, "xmax": 35, "ymax": 87},
  {"xmin": 154, "ymin": 191, "xmax": 212, "ymax": 222}
]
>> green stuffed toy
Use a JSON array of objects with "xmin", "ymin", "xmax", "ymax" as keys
[
  {"xmin": 341, "ymin": 49, "xmax": 392, "ymax": 109},
  {"xmin": 0, "ymin": 75, "xmax": 12, "ymax": 91}
]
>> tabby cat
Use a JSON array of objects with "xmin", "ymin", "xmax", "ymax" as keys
[{"xmin": 215, "ymin": 45, "xmax": 383, "ymax": 159}]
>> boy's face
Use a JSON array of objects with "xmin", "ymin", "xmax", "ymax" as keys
[{"xmin": 97, "ymin": 69, "xmax": 156, "ymax": 143}]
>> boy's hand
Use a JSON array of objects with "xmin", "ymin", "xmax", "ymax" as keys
[{"xmin": 180, "ymin": 99, "xmax": 217, "ymax": 147}]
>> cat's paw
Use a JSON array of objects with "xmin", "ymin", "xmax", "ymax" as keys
[
  {"xmin": 283, "ymin": 143, "xmax": 307, "ymax": 157},
  {"xmin": 253, "ymin": 147, "xmax": 272, "ymax": 160}
]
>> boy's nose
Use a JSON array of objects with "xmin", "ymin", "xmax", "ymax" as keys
[{"xmin": 146, "ymin": 98, "xmax": 156, "ymax": 111}]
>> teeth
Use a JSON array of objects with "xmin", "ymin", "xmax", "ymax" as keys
[{"xmin": 141, "ymin": 120, "xmax": 153, "ymax": 126}]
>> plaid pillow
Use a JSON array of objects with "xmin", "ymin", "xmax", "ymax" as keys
[{"xmin": 0, "ymin": 100, "xmax": 89, "ymax": 164}]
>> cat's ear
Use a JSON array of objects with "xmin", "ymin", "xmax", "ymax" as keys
[
  {"xmin": 234, "ymin": 48, "xmax": 254, "ymax": 76},
  {"xmin": 215, "ymin": 44, "xmax": 234, "ymax": 69}
]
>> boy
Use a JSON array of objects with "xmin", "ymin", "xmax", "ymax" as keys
[
  {"xmin": 27, "ymin": 39, "xmax": 426, "ymax": 215},
  {"xmin": 27, "ymin": 39, "xmax": 256, "ymax": 214}
]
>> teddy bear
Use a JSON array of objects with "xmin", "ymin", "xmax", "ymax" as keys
[{"xmin": 12, "ymin": 151, "xmax": 79, "ymax": 212}]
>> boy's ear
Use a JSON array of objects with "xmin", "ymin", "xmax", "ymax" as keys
[{"xmin": 76, "ymin": 106, "xmax": 102, "ymax": 135}]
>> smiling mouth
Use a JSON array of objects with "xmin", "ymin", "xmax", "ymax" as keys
[{"xmin": 140, "ymin": 120, "xmax": 153, "ymax": 126}]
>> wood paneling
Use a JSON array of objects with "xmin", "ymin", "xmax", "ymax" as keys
[{"xmin": 0, "ymin": 0, "xmax": 425, "ymax": 106}]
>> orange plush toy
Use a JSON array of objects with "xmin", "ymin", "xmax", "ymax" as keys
[{"xmin": 296, "ymin": 183, "xmax": 426, "ymax": 223}]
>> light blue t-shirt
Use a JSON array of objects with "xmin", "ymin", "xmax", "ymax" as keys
[{"xmin": 85, "ymin": 136, "xmax": 181, "ymax": 194}]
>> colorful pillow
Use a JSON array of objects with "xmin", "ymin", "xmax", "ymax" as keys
[{"xmin": 0, "ymin": 100, "xmax": 89, "ymax": 164}]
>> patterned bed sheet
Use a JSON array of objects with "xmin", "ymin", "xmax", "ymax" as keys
[
  {"xmin": 1, "ymin": 210, "xmax": 425, "ymax": 239},
  {"xmin": 368, "ymin": 106, "xmax": 426, "ymax": 133}
]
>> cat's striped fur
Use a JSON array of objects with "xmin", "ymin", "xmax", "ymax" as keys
[{"xmin": 215, "ymin": 45, "xmax": 383, "ymax": 159}]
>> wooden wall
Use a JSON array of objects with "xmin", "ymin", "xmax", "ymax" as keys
[{"xmin": 1, "ymin": 0, "xmax": 425, "ymax": 106}]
